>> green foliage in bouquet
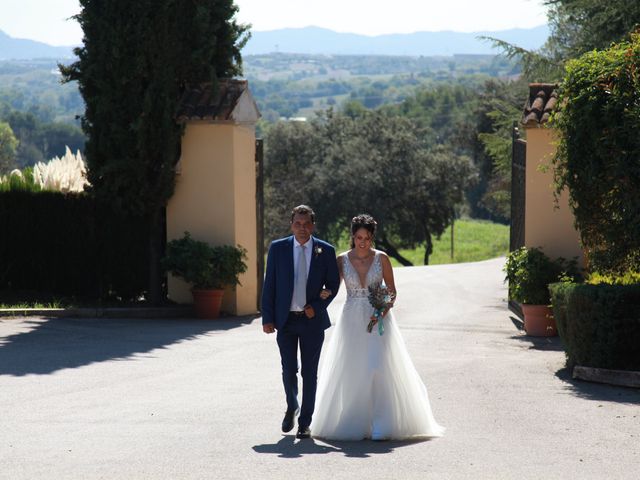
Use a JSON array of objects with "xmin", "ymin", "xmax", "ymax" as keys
[
  {"xmin": 162, "ymin": 232, "xmax": 248, "ymax": 290},
  {"xmin": 504, "ymin": 246, "xmax": 577, "ymax": 305}
]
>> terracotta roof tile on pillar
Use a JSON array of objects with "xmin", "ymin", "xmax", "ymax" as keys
[
  {"xmin": 175, "ymin": 79, "xmax": 259, "ymax": 123},
  {"xmin": 522, "ymin": 83, "xmax": 558, "ymax": 127}
]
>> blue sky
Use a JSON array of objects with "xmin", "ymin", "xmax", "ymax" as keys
[{"xmin": 0, "ymin": 0, "xmax": 548, "ymax": 46}]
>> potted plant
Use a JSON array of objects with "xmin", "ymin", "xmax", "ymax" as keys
[
  {"xmin": 162, "ymin": 232, "xmax": 248, "ymax": 319},
  {"xmin": 504, "ymin": 247, "xmax": 575, "ymax": 336}
]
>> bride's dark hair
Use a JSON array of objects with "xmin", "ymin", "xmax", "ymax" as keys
[{"xmin": 350, "ymin": 214, "xmax": 377, "ymax": 249}]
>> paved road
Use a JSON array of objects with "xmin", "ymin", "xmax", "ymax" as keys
[{"xmin": 1, "ymin": 258, "xmax": 639, "ymax": 480}]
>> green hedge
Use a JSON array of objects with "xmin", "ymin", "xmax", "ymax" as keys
[
  {"xmin": 549, "ymin": 282, "xmax": 640, "ymax": 371},
  {"xmin": 0, "ymin": 191, "xmax": 149, "ymax": 301}
]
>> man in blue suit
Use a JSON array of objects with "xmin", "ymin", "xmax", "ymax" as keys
[{"xmin": 261, "ymin": 205, "xmax": 340, "ymax": 439}]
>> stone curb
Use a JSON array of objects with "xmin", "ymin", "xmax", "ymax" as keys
[
  {"xmin": 573, "ymin": 365, "xmax": 640, "ymax": 388},
  {"xmin": 0, "ymin": 306, "xmax": 194, "ymax": 319}
]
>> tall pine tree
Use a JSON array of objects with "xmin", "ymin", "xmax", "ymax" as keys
[{"xmin": 61, "ymin": 0, "xmax": 249, "ymax": 303}]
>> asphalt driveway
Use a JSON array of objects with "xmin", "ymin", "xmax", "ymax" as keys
[{"xmin": 1, "ymin": 257, "xmax": 639, "ymax": 480}]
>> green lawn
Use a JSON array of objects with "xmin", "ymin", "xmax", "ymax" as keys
[{"xmin": 336, "ymin": 218, "xmax": 509, "ymax": 267}]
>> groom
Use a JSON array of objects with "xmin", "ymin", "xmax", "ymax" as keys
[{"xmin": 261, "ymin": 205, "xmax": 340, "ymax": 439}]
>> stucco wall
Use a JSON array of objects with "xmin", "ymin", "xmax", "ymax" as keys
[
  {"xmin": 166, "ymin": 122, "xmax": 258, "ymax": 315},
  {"xmin": 524, "ymin": 127, "xmax": 583, "ymax": 264}
]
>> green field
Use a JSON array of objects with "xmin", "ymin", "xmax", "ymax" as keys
[{"xmin": 336, "ymin": 218, "xmax": 509, "ymax": 267}]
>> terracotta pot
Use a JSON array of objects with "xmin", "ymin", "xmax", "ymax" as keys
[
  {"xmin": 192, "ymin": 289, "xmax": 224, "ymax": 319},
  {"xmin": 521, "ymin": 304, "xmax": 557, "ymax": 337}
]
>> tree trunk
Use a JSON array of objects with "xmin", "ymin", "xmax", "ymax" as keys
[
  {"xmin": 377, "ymin": 234, "xmax": 414, "ymax": 266},
  {"xmin": 147, "ymin": 206, "xmax": 164, "ymax": 305},
  {"xmin": 423, "ymin": 228, "xmax": 433, "ymax": 265}
]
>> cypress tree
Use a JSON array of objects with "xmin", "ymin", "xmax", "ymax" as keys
[{"xmin": 61, "ymin": 0, "xmax": 249, "ymax": 303}]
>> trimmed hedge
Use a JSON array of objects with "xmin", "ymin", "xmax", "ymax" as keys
[
  {"xmin": 0, "ymin": 191, "xmax": 148, "ymax": 301},
  {"xmin": 549, "ymin": 282, "xmax": 640, "ymax": 371}
]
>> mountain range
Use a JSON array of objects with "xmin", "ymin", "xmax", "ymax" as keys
[
  {"xmin": 0, "ymin": 25, "xmax": 548, "ymax": 60},
  {"xmin": 0, "ymin": 30, "xmax": 75, "ymax": 60},
  {"xmin": 243, "ymin": 25, "xmax": 549, "ymax": 56}
]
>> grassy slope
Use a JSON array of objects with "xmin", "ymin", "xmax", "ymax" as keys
[{"xmin": 335, "ymin": 219, "xmax": 509, "ymax": 267}]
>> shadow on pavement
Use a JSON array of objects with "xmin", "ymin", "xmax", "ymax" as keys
[
  {"xmin": 509, "ymin": 316, "xmax": 524, "ymax": 331},
  {"xmin": 508, "ymin": 317, "xmax": 565, "ymax": 351},
  {"xmin": 555, "ymin": 367, "xmax": 640, "ymax": 404},
  {"xmin": 0, "ymin": 315, "xmax": 257, "ymax": 376},
  {"xmin": 252, "ymin": 435, "xmax": 431, "ymax": 458},
  {"xmin": 509, "ymin": 333, "xmax": 566, "ymax": 352}
]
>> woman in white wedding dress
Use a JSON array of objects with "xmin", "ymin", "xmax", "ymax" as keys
[{"xmin": 311, "ymin": 214, "xmax": 444, "ymax": 441}]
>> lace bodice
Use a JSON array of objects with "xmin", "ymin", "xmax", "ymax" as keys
[{"xmin": 341, "ymin": 251, "xmax": 383, "ymax": 299}]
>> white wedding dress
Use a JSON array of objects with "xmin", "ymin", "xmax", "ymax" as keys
[{"xmin": 311, "ymin": 252, "xmax": 445, "ymax": 440}]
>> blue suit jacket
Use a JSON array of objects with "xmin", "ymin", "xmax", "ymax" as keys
[{"xmin": 261, "ymin": 236, "xmax": 340, "ymax": 330}]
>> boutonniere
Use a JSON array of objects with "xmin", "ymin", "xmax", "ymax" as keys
[{"xmin": 314, "ymin": 245, "xmax": 323, "ymax": 257}]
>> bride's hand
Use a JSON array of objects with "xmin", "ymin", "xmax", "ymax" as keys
[{"xmin": 319, "ymin": 289, "xmax": 332, "ymax": 300}]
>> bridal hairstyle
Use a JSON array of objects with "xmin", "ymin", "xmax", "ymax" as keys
[
  {"xmin": 350, "ymin": 214, "xmax": 377, "ymax": 248},
  {"xmin": 291, "ymin": 204, "xmax": 316, "ymax": 223}
]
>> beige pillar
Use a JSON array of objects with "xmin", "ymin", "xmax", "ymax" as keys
[
  {"xmin": 524, "ymin": 127, "xmax": 583, "ymax": 265},
  {"xmin": 166, "ymin": 122, "xmax": 258, "ymax": 315}
]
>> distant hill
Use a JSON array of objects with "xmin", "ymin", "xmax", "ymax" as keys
[
  {"xmin": 0, "ymin": 30, "xmax": 75, "ymax": 60},
  {"xmin": 243, "ymin": 25, "xmax": 549, "ymax": 56},
  {"xmin": 0, "ymin": 24, "xmax": 548, "ymax": 60}
]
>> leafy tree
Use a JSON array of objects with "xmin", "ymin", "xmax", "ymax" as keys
[
  {"xmin": 545, "ymin": 0, "xmax": 640, "ymax": 60},
  {"xmin": 382, "ymin": 84, "xmax": 476, "ymax": 146},
  {"xmin": 263, "ymin": 110, "xmax": 476, "ymax": 265},
  {"xmin": 61, "ymin": 0, "xmax": 249, "ymax": 303},
  {"xmin": 486, "ymin": 0, "xmax": 640, "ymax": 81},
  {"xmin": 0, "ymin": 122, "xmax": 18, "ymax": 173},
  {"xmin": 475, "ymin": 79, "xmax": 529, "ymax": 221},
  {"xmin": 262, "ymin": 119, "xmax": 320, "ymax": 241},
  {"xmin": 1, "ymin": 109, "xmax": 85, "ymax": 167}
]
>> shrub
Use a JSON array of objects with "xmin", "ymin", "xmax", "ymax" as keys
[
  {"xmin": 0, "ymin": 190, "xmax": 148, "ymax": 301},
  {"xmin": 549, "ymin": 282, "xmax": 640, "ymax": 370},
  {"xmin": 587, "ymin": 270, "xmax": 640, "ymax": 285},
  {"xmin": 163, "ymin": 232, "xmax": 247, "ymax": 290},
  {"xmin": 0, "ymin": 168, "xmax": 42, "ymax": 193},
  {"xmin": 504, "ymin": 246, "xmax": 577, "ymax": 304}
]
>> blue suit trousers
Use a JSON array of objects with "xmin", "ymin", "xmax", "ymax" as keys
[{"xmin": 276, "ymin": 312, "xmax": 325, "ymax": 429}]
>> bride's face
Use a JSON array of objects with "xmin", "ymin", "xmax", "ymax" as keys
[{"xmin": 352, "ymin": 228, "xmax": 373, "ymax": 251}]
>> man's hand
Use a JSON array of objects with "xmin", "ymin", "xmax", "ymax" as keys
[
  {"xmin": 263, "ymin": 323, "xmax": 275, "ymax": 334},
  {"xmin": 304, "ymin": 305, "xmax": 315, "ymax": 318},
  {"xmin": 319, "ymin": 289, "xmax": 332, "ymax": 300}
]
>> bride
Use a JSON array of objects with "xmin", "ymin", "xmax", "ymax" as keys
[{"xmin": 311, "ymin": 214, "xmax": 444, "ymax": 441}]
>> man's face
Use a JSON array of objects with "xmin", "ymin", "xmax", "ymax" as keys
[{"xmin": 291, "ymin": 213, "xmax": 315, "ymax": 245}]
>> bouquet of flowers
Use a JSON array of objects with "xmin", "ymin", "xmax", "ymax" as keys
[{"xmin": 367, "ymin": 283, "xmax": 396, "ymax": 335}]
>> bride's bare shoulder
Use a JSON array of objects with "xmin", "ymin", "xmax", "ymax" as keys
[{"xmin": 375, "ymin": 249, "xmax": 392, "ymax": 265}]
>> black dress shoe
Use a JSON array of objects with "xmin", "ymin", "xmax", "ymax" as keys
[
  {"xmin": 296, "ymin": 426, "xmax": 311, "ymax": 439},
  {"xmin": 281, "ymin": 408, "xmax": 299, "ymax": 433}
]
